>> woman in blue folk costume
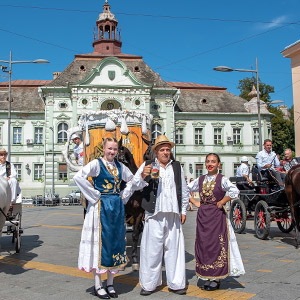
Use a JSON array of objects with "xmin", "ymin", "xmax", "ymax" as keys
[{"xmin": 74, "ymin": 137, "xmax": 134, "ymax": 299}]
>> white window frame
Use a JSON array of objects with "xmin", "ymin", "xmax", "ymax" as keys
[
  {"xmin": 57, "ymin": 123, "xmax": 68, "ymax": 144},
  {"xmin": 13, "ymin": 127, "xmax": 22, "ymax": 144},
  {"xmin": 35, "ymin": 127, "xmax": 43, "ymax": 144},
  {"xmin": 34, "ymin": 164, "xmax": 43, "ymax": 181}
]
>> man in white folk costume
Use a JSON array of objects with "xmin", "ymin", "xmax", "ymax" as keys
[{"xmin": 129, "ymin": 135, "xmax": 190, "ymax": 295}]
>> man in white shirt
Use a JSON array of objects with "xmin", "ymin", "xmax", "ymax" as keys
[
  {"xmin": 255, "ymin": 139, "xmax": 284, "ymax": 187},
  {"xmin": 130, "ymin": 135, "xmax": 189, "ymax": 296},
  {"xmin": 0, "ymin": 148, "xmax": 18, "ymax": 202},
  {"xmin": 236, "ymin": 156, "xmax": 253, "ymax": 189},
  {"xmin": 72, "ymin": 134, "xmax": 84, "ymax": 166}
]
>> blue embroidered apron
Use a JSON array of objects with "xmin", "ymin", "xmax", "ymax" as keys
[{"xmin": 93, "ymin": 159, "xmax": 128, "ymax": 269}]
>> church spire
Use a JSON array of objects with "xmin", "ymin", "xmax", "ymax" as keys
[{"xmin": 93, "ymin": 0, "xmax": 122, "ymax": 54}]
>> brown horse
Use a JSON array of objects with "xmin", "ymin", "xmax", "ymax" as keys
[
  {"xmin": 117, "ymin": 139, "xmax": 144, "ymax": 271},
  {"xmin": 285, "ymin": 164, "xmax": 300, "ymax": 248}
]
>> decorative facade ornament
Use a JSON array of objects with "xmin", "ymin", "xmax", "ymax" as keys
[
  {"xmin": 212, "ymin": 122, "xmax": 225, "ymax": 128},
  {"xmin": 175, "ymin": 121, "xmax": 187, "ymax": 127},
  {"xmin": 192, "ymin": 121, "xmax": 206, "ymax": 127},
  {"xmin": 230, "ymin": 122, "xmax": 244, "ymax": 128},
  {"xmin": 108, "ymin": 70, "xmax": 116, "ymax": 81}
]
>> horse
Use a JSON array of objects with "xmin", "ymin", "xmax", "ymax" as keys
[
  {"xmin": 285, "ymin": 164, "xmax": 300, "ymax": 248},
  {"xmin": 0, "ymin": 176, "xmax": 11, "ymax": 238},
  {"xmin": 117, "ymin": 139, "xmax": 144, "ymax": 271}
]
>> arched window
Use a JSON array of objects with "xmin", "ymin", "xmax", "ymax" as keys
[
  {"xmin": 57, "ymin": 123, "xmax": 68, "ymax": 143},
  {"xmin": 151, "ymin": 123, "xmax": 162, "ymax": 143}
]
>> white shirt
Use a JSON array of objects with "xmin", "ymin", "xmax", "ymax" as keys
[
  {"xmin": 74, "ymin": 142, "xmax": 84, "ymax": 166},
  {"xmin": 256, "ymin": 149, "xmax": 280, "ymax": 171},
  {"xmin": 188, "ymin": 174, "xmax": 239, "ymax": 199},
  {"xmin": 129, "ymin": 159, "xmax": 190, "ymax": 220},
  {"xmin": 236, "ymin": 163, "xmax": 249, "ymax": 177},
  {"xmin": 0, "ymin": 162, "xmax": 17, "ymax": 179},
  {"xmin": 73, "ymin": 158, "xmax": 134, "ymax": 205}
]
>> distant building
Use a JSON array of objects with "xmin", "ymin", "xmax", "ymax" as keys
[
  {"xmin": 282, "ymin": 41, "xmax": 300, "ymax": 155},
  {"xmin": 0, "ymin": 1, "xmax": 272, "ymax": 197}
]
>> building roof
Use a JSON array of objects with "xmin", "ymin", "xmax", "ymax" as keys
[
  {"xmin": 0, "ymin": 80, "xmax": 50, "ymax": 112},
  {"xmin": 46, "ymin": 57, "xmax": 170, "ymax": 88},
  {"xmin": 175, "ymin": 89, "xmax": 249, "ymax": 113},
  {"xmin": 167, "ymin": 81, "xmax": 226, "ymax": 90}
]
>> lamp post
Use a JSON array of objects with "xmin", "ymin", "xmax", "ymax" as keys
[
  {"xmin": 214, "ymin": 58, "xmax": 262, "ymax": 151},
  {"xmin": 49, "ymin": 126, "xmax": 55, "ymax": 197},
  {"xmin": 0, "ymin": 50, "xmax": 49, "ymax": 161}
]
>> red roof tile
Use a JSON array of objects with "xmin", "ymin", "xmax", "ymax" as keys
[{"xmin": 166, "ymin": 81, "xmax": 226, "ymax": 90}]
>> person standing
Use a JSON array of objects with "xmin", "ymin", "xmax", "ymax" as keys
[
  {"xmin": 188, "ymin": 153, "xmax": 245, "ymax": 291},
  {"xmin": 256, "ymin": 139, "xmax": 285, "ymax": 186},
  {"xmin": 74, "ymin": 137, "xmax": 134, "ymax": 299},
  {"xmin": 72, "ymin": 134, "xmax": 84, "ymax": 166},
  {"xmin": 0, "ymin": 148, "xmax": 19, "ymax": 202},
  {"xmin": 129, "ymin": 135, "xmax": 190, "ymax": 295}
]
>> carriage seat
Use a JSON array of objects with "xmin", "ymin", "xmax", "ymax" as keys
[
  {"xmin": 229, "ymin": 176, "xmax": 248, "ymax": 184},
  {"xmin": 251, "ymin": 166, "xmax": 269, "ymax": 182}
]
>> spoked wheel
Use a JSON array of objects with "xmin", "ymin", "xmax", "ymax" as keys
[
  {"xmin": 15, "ymin": 225, "xmax": 21, "ymax": 253},
  {"xmin": 230, "ymin": 198, "xmax": 247, "ymax": 234},
  {"xmin": 254, "ymin": 200, "xmax": 270, "ymax": 240},
  {"xmin": 277, "ymin": 212, "xmax": 294, "ymax": 233}
]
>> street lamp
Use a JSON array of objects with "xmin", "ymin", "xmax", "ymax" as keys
[
  {"xmin": 214, "ymin": 58, "xmax": 262, "ymax": 150},
  {"xmin": 0, "ymin": 50, "xmax": 49, "ymax": 161}
]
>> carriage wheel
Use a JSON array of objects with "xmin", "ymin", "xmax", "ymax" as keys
[
  {"xmin": 15, "ymin": 225, "xmax": 21, "ymax": 253},
  {"xmin": 230, "ymin": 198, "xmax": 247, "ymax": 234},
  {"xmin": 254, "ymin": 200, "xmax": 270, "ymax": 240},
  {"xmin": 277, "ymin": 212, "xmax": 294, "ymax": 233}
]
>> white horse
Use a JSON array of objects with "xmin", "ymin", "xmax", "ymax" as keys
[{"xmin": 0, "ymin": 176, "xmax": 11, "ymax": 237}]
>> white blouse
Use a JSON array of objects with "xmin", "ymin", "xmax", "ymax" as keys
[
  {"xmin": 188, "ymin": 174, "xmax": 239, "ymax": 199},
  {"xmin": 73, "ymin": 158, "xmax": 134, "ymax": 205}
]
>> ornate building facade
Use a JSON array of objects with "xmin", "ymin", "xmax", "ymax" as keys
[{"xmin": 0, "ymin": 1, "xmax": 272, "ymax": 197}]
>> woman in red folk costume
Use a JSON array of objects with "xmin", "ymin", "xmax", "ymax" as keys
[{"xmin": 188, "ymin": 153, "xmax": 245, "ymax": 291}]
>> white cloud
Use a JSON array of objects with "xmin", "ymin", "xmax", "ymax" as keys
[{"xmin": 259, "ymin": 15, "xmax": 289, "ymax": 30}]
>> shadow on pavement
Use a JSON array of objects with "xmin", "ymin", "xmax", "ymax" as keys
[{"xmin": 0, "ymin": 234, "xmax": 43, "ymax": 275}]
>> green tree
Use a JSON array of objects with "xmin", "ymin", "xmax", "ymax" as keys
[
  {"xmin": 237, "ymin": 76, "xmax": 274, "ymax": 102},
  {"xmin": 268, "ymin": 106, "xmax": 295, "ymax": 155},
  {"xmin": 238, "ymin": 77, "xmax": 295, "ymax": 155}
]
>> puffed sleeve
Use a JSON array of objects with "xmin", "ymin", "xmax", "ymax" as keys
[
  {"xmin": 119, "ymin": 163, "xmax": 134, "ymax": 204},
  {"xmin": 180, "ymin": 166, "xmax": 190, "ymax": 215},
  {"xmin": 188, "ymin": 178, "xmax": 199, "ymax": 193},
  {"xmin": 121, "ymin": 162, "xmax": 149, "ymax": 205},
  {"xmin": 221, "ymin": 176, "xmax": 239, "ymax": 199},
  {"xmin": 73, "ymin": 159, "xmax": 100, "ymax": 205}
]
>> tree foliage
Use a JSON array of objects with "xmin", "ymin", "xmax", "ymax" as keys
[
  {"xmin": 237, "ymin": 76, "xmax": 274, "ymax": 102},
  {"xmin": 238, "ymin": 77, "xmax": 295, "ymax": 155}
]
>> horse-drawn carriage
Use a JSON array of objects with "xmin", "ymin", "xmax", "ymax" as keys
[
  {"xmin": 230, "ymin": 162, "xmax": 300, "ymax": 241},
  {"xmin": 63, "ymin": 109, "xmax": 153, "ymax": 269},
  {"xmin": 0, "ymin": 177, "xmax": 23, "ymax": 253}
]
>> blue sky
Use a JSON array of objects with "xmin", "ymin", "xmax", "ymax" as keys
[{"xmin": 0, "ymin": 0, "xmax": 299, "ymax": 108}]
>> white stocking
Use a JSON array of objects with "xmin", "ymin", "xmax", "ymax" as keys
[
  {"xmin": 93, "ymin": 271, "xmax": 107, "ymax": 296},
  {"xmin": 107, "ymin": 271, "xmax": 115, "ymax": 293}
]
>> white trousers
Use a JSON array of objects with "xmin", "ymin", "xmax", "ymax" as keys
[{"xmin": 139, "ymin": 212, "xmax": 186, "ymax": 291}]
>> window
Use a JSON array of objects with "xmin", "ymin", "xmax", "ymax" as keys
[
  {"xmin": 57, "ymin": 123, "xmax": 68, "ymax": 143},
  {"xmin": 34, "ymin": 164, "xmax": 43, "ymax": 181},
  {"xmin": 151, "ymin": 123, "xmax": 161, "ymax": 143},
  {"xmin": 233, "ymin": 128, "xmax": 241, "ymax": 145},
  {"xmin": 194, "ymin": 128, "xmax": 203, "ymax": 145},
  {"xmin": 214, "ymin": 128, "xmax": 222, "ymax": 145},
  {"xmin": 13, "ymin": 127, "xmax": 22, "ymax": 144},
  {"xmin": 0, "ymin": 127, "xmax": 2, "ymax": 145},
  {"xmin": 175, "ymin": 128, "xmax": 184, "ymax": 144},
  {"xmin": 219, "ymin": 163, "xmax": 223, "ymax": 174},
  {"xmin": 195, "ymin": 164, "xmax": 203, "ymax": 177},
  {"xmin": 268, "ymin": 128, "xmax": 271, "ymax": 139},
  {"xmin": 59, "ymin": 163, "xmax": 68, "ymax": 180},
  {"xmin": 253, "ymin": 128, "xmax": 259, "ymax": 145},
  {"xmin": 14, "ymin": 164, "xmax": 22, "ymax": 181},
  {"xmin": 234, "ymin": 163, "xmax": 240, "ymax": 176},
  {"xmin": 35, "ymin": 127, "xmax": 43, "ymax": 144}
]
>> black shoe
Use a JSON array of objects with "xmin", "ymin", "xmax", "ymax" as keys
[
  {"xmin": 205, "ymin": 280, "xmax": 220, "ymax": 291},
  {"xmin": 94, "ymin": 286, "xmax": 110, "ymax": 299},
  {"xmin": 106, "ymin": 285, "xmax": 118, "ymax": 298},
  {"xmin": 140, "ymin": 289, "xmax": 153, "ymax": 296},
  {"xmin": 202, "ymin": 280, "xmax": 211, "ymax": 289},
  {"xmin": 168, "ymin": 288, "xmax": 186, "ymax": 295}
]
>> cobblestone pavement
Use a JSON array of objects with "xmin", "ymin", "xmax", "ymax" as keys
[{"xmin": 0, "ymin": 205, "xmax": 300, "ymax": 300}]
